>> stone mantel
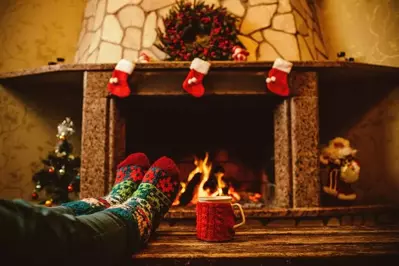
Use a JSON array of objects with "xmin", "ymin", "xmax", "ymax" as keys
[
  {"xmin": 1, "ymin": 61, "xmax": 398, "ymax": 209},
  {"xmin": 1, "ymin": 61, "xmax": 398, "ymax": 81}
]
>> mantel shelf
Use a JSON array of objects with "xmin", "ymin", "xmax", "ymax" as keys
[
  {"xmin": 0, "ymin": 61, "xmax": 398, "ymax": 91},
  {"xmin": 1, "ymin": 61, "xmax": 398, "ymax": 79}
]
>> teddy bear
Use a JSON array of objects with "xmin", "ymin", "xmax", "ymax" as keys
[{"xmin": 320, "ymin": 137, "xmax": 360, "ymax": 201}]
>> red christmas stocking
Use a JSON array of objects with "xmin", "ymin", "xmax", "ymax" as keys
[
  {"xmin": 107, "ymin": 59, "xmax": 135, "ymax": 98},
  {"xmin": 182, "ymin": 58, "xmax": 211, "ymax": 98},
  {"xmin": 266, "ymin": 58, "xmax": 293, "ymax": 96}
]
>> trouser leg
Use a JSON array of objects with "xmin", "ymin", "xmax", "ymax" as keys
[{"xmin": 0, "ymin": 199, "xmax": 138, "ymax": 266}]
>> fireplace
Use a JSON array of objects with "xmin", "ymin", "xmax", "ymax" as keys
[
  {"xmin": 123, "ymin": 95, "xmax": 277, "ymax": 208},
  {"xmin": 79, "ymin": 62, "xmax": 321, "ymax": 211}
]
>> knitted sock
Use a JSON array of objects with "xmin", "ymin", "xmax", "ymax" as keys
[
  {"xmin": 61, "ymin": 153, "xmax": 150, "ymax": 215},
  {"xmin": 105, "ymin": 156, "xmax": 180, "ymax": 248}
]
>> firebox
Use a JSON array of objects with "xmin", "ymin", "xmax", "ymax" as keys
[{"xmin": 122, "ymin": 95, "xmax": 278, "ymax": 208}]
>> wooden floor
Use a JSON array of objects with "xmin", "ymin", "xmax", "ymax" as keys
[{"xmin": 132, "ymin": 225, "xmax": 399, "ymax": 266}]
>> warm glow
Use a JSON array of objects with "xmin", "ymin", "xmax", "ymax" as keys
[
  {"xmin": 172, "ymin": 182, "xmax": 187, "ymax": 206},
  {"xmin": 191, "ymin": 152, "xmax": 213, "ymax": 204},
  {"xmin": 172, "ymin": 152, "xmax": 258, "ymax": 206}
]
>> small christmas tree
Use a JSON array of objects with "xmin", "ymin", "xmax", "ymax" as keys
[{"xmin": 31, "ymin": 117, "xmax": 81, "ymax": 206}]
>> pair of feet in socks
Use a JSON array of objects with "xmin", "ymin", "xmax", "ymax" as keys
[{"xmin": 62, "ymin": 153, "xmax": 180, "ymax": 246}]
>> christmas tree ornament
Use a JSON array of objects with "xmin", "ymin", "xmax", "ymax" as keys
[
  {"xmin": 48, "ymin": 167, "xmax": 55, "ymax": 173},
  {"xmin": 107, "ymin": 59, "xmax": 135, "ymax": 98},
  {"xmin": 232, "ymin": 46, "xmax": 249, "ymax": 61},
  {"xmin": 59, "ymin": 167, "xmax": 65, "ymax": 175},
  {"xmin": 67, "ymin": 184, "xmax": 74, "ymax": 192},
  {"xmin": 31, "ymin": 191, "xmax": 39, "ymax": 200},
  {"xmin": 57, "ymin": 117, "xmax": 75, "ymax": 140},
  {"xmin": 266, "ymin": 58, "xmax": 293, "ymax": 96},
  {"xmin": 183, "ymin": 58, "xmax": 211, "ymax": 98},
  {"xmin": 138, "ymin": 52, "xmax": 151, "ymax": 63},
  {"xmin": 45, "ymin": 199, "xmax": 53, "ymax": 207},
  {"xmin": 35, "ymin": 183, "xmax": 41, "ymax": 189}
]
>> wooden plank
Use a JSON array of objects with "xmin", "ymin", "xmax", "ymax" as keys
[
  {"xmin": 134, "ymin": 227, "xmax": 399, "ymax": 259},
  {"xmin": 132, "ymin": 256, "xmax": 399, "ymax": 266},
  {"xmin": 136, "ymin": 243, "xmax": 399, "ymax": 259},
  {"xmin": 156, "ymin": 226, "xmax": 399, "ymax": 235}
]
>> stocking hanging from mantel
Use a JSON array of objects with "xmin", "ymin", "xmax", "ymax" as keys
[
  {"xmin": 107, "ymin": 52, "xmax": 151, "ymax": 98},
  {"xmin": 266, "ymin": 58, "xmax": 293, "ymax": 97}
]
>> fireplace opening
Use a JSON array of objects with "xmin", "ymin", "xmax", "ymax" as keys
[{"xmin": 122, "ymin": 96, "xmax": 280, "ymax": 208}]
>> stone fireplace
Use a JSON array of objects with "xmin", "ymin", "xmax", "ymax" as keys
[
  {"xmin": 73, "ymin": 0, "xmax": 399, "ymax": 223},
  {"xmin": 79, "ymin": 63, "xmax": 320, "ymax": 211},
  {"xmin": 76, "ymin": 0, "xmax": 325, "ymax": 210}
]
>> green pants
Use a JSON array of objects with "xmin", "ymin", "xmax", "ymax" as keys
[{"xmin": 0, "ymin": 199, "xmax": 138, "ymax": 266}]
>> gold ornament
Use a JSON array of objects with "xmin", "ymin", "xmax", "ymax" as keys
[{"xmin": 45, "ymin": 199, "xmax": 53, "ymax": 207}]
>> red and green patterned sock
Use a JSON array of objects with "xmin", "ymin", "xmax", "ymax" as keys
[
  {"xmin": 106, "ymin": 156, "xmax": 180, "ymax": 247},
  {"xmin": 61, "ymin": 153, "xmax": 150, "ymax": 215}
]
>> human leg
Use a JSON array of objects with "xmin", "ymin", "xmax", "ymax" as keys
[
  {"xmin": 0, "ymin": 198, "xmax": 137, "ymax": 266},
  {"xmin": 106, "ymin": 156, "xmax": 180, "ymax": 247},
  {"xmin": 0, "ymin": 156, "xmax": 179, "ymax": 265}
]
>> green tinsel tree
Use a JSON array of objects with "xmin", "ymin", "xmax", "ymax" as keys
[{"xmin": 31, "ymin": 117, "xmax": 81, "ymax": 206}]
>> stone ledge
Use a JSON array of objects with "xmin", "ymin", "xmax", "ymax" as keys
[{"xmin": 1, "ymin": 61, "xmax": 398, "ymax": 80}]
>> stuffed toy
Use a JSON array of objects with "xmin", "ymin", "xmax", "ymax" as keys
[{"xmin": 320, "ymin": 137, "xmax": 360, "ymax": 201}]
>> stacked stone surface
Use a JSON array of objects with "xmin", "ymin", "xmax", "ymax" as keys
[{"xmin": 75, "ymin": 0, "xmax": 328, "ymax": 63}]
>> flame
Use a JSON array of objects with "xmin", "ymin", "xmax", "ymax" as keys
[
  {"xmin": 191, "ymin": 152, "xmax": 213, "ymax": 204},
  {"xmin": 172, "ymin": 152, "xmax": 260, "ymax": 207},
  {"xmin": 172, "ymin": 182, "xmax": 187, "ymax": 206}
]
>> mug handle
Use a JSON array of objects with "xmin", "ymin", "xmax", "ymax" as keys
[{"xmin": 232, "ymin": 203, "xmax": 246, "ymax": 229}]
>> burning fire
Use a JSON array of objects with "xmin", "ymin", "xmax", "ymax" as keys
[{"xmin": 172, "ymin": 152, "xmax": 241, "ymax": 206}]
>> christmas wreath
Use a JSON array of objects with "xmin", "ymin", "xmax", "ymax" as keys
[{"xmin": 155, "ymin": 0, "xmax": 245, "ymax": 61}]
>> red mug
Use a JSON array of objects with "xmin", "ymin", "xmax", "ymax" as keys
[{"xmin": 196, "ymin": 196, "xmax": 246, "ymax": 242}]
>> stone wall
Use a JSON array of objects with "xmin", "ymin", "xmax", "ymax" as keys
[{"xmin": 75, "ymin": 0, "xmax": 328, "ymax": 63}]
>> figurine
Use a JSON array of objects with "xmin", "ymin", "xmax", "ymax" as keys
[{"xmin": 320, "ymin": 137, "xmax": 360, "ymax": 201}]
